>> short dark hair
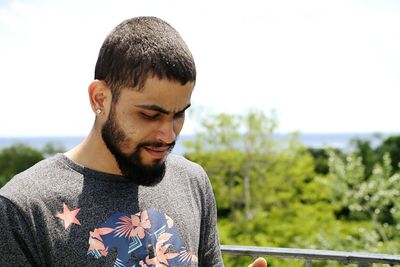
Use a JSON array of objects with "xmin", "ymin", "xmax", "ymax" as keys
[{"xmin": 94, "ymin": 16, "xmax": 196, "ymax": 98}]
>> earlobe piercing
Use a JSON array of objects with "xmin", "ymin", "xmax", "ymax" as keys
[{"xmin": 96, "ymin": 109, "xmax": 102, "ymax": 114}]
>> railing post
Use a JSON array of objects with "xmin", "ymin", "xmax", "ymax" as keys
[
  {"xmin": 305, "ymin": 259, "xmax": 312, "ymax": 267},
  {"xmin": 358, "ymin": 262, "xmax": 372, "ymax": 267}
]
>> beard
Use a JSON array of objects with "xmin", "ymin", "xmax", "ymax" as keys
[{"xmin": 101, "ymin": 106, "xmax": 175, "ymax": 186}]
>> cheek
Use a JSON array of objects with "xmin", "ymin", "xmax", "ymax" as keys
[
  {"xmin": 124, "ymin": 120, "xmax": 159, "ymax": 142},
  {"xmin": 116, "ymin": 116, "xmax": 142, "ymax": 146}
]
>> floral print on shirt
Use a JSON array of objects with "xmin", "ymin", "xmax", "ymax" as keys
[{"xmin": 87, "ymin": 208, "xmax": 198, "ymax": 267}]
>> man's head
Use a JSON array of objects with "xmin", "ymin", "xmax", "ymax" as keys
[
  {"xmin": 90, "ymin": 17, "xmax": 195, "ymax": 186},
  {"xmin": 94, "ymin": 16, "xmax": 196, "ymax": 100}
]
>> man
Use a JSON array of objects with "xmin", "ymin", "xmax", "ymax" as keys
[{"xmin": 0, "ymin": 16, "xmax": 266, "ymax": 267}]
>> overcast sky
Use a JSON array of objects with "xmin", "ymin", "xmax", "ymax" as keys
[{"xmin": 1, "ymin": 0, "xmax": 399, "ymax": 137}]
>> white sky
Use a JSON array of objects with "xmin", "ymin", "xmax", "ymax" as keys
[{"xmin": 0, "ymin": 0, "xmax": 399, "ymax": 137}]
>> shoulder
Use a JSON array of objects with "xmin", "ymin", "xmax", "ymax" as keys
[
  {"xmin": 0, "ymin": 154, "xmax": 71, "ymax": 203},
  {"xmin": 1, "ymin": 154, "xmax": 64, "ymax": 185},
  {"xmin": 166, "ymin": 153, "xmax": 207, "ymax": 178},
  {"xmin": 164, "ymin": 154, "xmax": 214, "ymax": 198}
]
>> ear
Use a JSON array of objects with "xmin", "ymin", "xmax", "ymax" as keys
[{"xmin": 88, "ymin": 80, "xmax": 111, "ymax": 116}]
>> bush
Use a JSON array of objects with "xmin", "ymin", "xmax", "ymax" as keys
[{"xmin": 0, "ymin": 143, "xmax": 44, "ymax": 188}]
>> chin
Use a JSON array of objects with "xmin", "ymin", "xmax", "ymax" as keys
[
  {"xmin": 140, "ymin": 152, "xmax": 167, "ymax": 166},
  {"xmin": 144, "ymin": 157, "xmax": 165, "ymax": 168}
]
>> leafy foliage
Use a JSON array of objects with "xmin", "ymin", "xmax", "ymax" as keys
[
  {"xmin": 0, "ymin": 143, "xmax": 44, "ymax": 187},
  {"xmin": 0, "ymin": 142, "xmax": 64, "ymax": 188},
  {"xmin": 328, "ymin": 151, "xmax": 400, "ymax": 254},
  {"xmin": 186, "ymin": 110, "xmax": 339, "ymax": 265},
  {"xmin": 376, "ymin": 136, "xmax": 400, "ymax": 174},
  {"xmin": 41, "ymin": 142, "xmax": 66, "ymax": 157},
  {"xmin": 185, "ymin": 109, "xmax": 400, "ymax": 266}
]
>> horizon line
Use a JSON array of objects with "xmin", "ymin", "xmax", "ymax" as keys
[{"xmin": 0, "ymin": 131, "xmax": 399, "ymax": 139}]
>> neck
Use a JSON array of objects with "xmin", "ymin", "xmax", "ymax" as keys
[{"xmin": 64, "ymin": 126, "xmax": 122, "ymax": 175}]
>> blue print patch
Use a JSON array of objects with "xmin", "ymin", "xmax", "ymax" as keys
[{"xmin": 87, "ymin": 208, "xmax": 197, "ymax": 266}]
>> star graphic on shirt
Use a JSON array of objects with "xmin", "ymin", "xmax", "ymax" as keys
[{"xmin": 55, "ymin": 202, "xmax": 81, "ymax": 230}]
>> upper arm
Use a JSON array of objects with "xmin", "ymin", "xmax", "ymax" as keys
[
  {"xmin": 197, "ymin": 168, "xmax": 224, "ymax": 267},
  {"xmin": 0, "ymin": 195, "xmax": 40, "ymax": 266}
]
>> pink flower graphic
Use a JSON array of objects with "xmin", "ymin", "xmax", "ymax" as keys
[
  {"xmin": 88, "ymin": 227, "xmax": 114, "ymax": 256},
  {"xmin": 139, "ymin": 260, "xmax": 148, "ymax": 267},
  {"xmin": 165, "ymin": 214, "xmax": 173, "ymax": 228},
  {"xmin": 145, "ymin": 233, "xmax": 179, "ymax": 266},
  {"xmin": 115, "ymin": 210, "xmax": 151, "ymax": 239},
  {"xmin": 179, "ymin": 249, "xmax": 198, "ymax": 263}
]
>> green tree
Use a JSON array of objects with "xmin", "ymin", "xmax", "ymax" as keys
[
  {"xmin": 349, "ymin": 138, "xmax": 378, "ymax": 178},
  {"xmin": 376, "ymin": 135, "xmax": 400, "ymax": 174},
  {"xmin": 185, "ymin": 110, "xmax": 280, "ymax": 224},
  {"xmin": 0, "ymin": 143, "xmax": 44, "ymax": 188},
  {"xmin": 41, "ymin": 142, "xmax": 66, "ymax": 157},
  {"xmin": 185, "ymin": 110, "xmax": 339, "ymax": 266},
  {"xmin": 347, "ymin": 134, "xmax": 400, "ymax": 178},
  {"xmin": 308, "ymin": 147, "xmax": 344, "ymax": 175},
  {"xmin": 328, "ymin": 150, "xmax": 400, "ymax": 254},
  {"xmin": 185, "ymin": 110, "xmax": 400, "ymax": 265}
]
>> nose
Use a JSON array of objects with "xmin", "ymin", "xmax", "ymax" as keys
[{"xmin": 155, "ymin": 120, "xmax": 176, "ymax": 144}]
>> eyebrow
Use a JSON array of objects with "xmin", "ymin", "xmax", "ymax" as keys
[{"xmin": 134, "ymin": 103, "xmax": 191, "ymax": 115}]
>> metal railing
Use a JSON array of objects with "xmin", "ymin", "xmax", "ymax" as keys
[{"xmin": 221, "ymin": 245, "xmax": 400, "ymax": 266}]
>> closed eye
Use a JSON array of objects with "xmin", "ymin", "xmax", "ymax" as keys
[{"xmin": 141, "ymin": 113, "xmax": 160, "ymax": 120}]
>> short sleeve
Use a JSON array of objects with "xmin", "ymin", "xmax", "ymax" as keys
[
  {"xmin": 197, "ymin": 169, "xmax": 224, "ymax": 267},
  {"xmin": 0, "ymin": 195, "xmax": 40, "ymax": 266}
]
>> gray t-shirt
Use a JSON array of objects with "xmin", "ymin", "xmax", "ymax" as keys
[{"xmin": 0, "ymin": 153, "xmax": 223, "ymax": 266}]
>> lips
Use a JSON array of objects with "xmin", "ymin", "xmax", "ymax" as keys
[{"xmin": 143, "ymin": 146, "xmax": 171, "ymax": 159}]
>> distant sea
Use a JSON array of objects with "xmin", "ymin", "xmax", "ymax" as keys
[{"xmin": 0, "ymin": 133, "xmax": 398, "ymax": 155}]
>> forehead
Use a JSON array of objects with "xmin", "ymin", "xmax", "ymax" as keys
[{"xmin": 116, "ymin": 77, "xmax": 194, "ymax": 112}]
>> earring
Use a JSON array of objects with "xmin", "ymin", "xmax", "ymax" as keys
[{"xmin": 96, "ymin": 109, "xmax": 102, "ymax": 114}]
